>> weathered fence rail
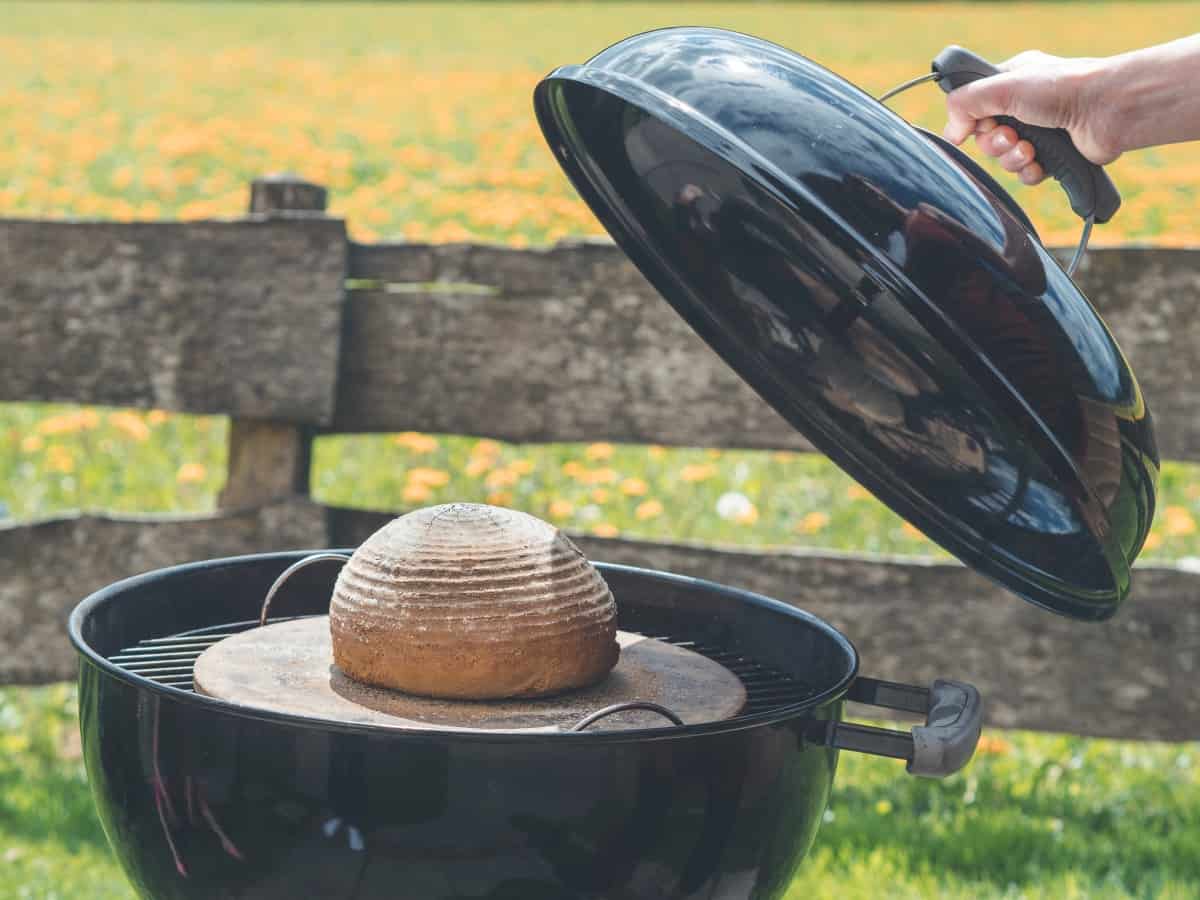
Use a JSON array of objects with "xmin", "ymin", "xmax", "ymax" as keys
[{"xmin": 3, "ymin": 175, "xmax": 1199, "ymax": 741}]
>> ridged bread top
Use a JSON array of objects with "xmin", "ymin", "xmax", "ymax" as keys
[{"xmin": 328, "ymin": 503, "xmax": 619, "ymax": 698}]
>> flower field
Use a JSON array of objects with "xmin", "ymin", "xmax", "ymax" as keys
[
  {"xmin": 1, "ymin": 2, "xmax": 1198, "ymax": 247},
  {"xmin": 2, "ymin": 3, "xmax": 1200, "ymax": 897}
]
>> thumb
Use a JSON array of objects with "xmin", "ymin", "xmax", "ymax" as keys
[{"xmin": 942, "ymin": 75, "xmax": 1017, "ymax": 144}]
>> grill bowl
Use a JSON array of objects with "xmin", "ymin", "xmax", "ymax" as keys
[{"xmin": 69, "ymin": 552, "xmax": 976, "ymax": 899}]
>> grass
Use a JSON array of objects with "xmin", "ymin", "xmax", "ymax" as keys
[{"xmin": 1, "ymin": 2, "xmax": 1199, "ymax": 896}]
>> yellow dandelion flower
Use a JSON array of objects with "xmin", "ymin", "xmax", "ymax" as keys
[
  {"xmin": 429, "ymin": 221, "xmax": 475, "ymax": 244},
  {"xmin": 584, "ymin": 467, "xmax": 619, "ymax": 485},
  {"xmin": 110, "ymin": 166, "xmax": 135, "ymax": 190},
  {"xmin": 593, "ymin": 523, "xmax": 619, "ymax": 538},
  {"xmin": 146, "ymin": 410, "xmax": 168, "ymax": 426},
  {"xmin": 1164, "ymin": 506, "xmax": 1196, "ymax": 537},
  {"xmin": 485, "ymin": 468, "xmax": 519, "ymax": 489},
  {"xmin": 1143, "ymin": 531, "xmax": 1163, "ymax": 551},
  {"xmin": 648, "ymin": 445, "xmax": 667, "ymax": 459},
  {"xmin": 109, "ymin": 411, "xmax": 150, "ymax": 442},
  {"xmin": 900, "ymin": 521, "xmax": 926, "ymax": 540},
  {"xmin": 846, "ymin": 484, "xmax": 872, "ymax": 501},
  {"xmin": 548, "ymin": 499, "xmax": 574, "ymax": 519},
  {"xmin": 680, "ymin": 463, "xmax": 717, "ymax": 483},
  {"xmin": 636, "ymin": 500, "xmax": 664, "ymax": 521},
  {"xmin": 472, "ymin": 439, "xmax": 502, "ymax": 458},
  {"xmin": 487, "ymin": 491, "xmax": 514, "ymax": 507},
  {"xmin": 46, "ymin": 445, "xmax": 75, "ymax": 473},
  {"xmin": 585, "ymin": 443, "xmax": 614, "ymax": 461},
  {"xmin": 591, "ymin": 488, "xmax": 610, "ymax": 504},
  {"xmin": 771, "ymin": 452, "xmax": 795, "ymax": 463},
  {"xmin": 509, "ymin": 459, "xmax": 534, "ymax": 475},
  {"xmin": 735, "ymin": 504, "xmax": 760, "ymax": 526},
  {"xmin": 403, "ymin": 483, "xmax": 434, "ymax": 504},
  {"xmin": 37, "ymin": 413, "xmax": 86, "ymax": 435},
  {"xmin": 620, "ymin": 478, "xmax": 648, "ymax": 497},
  {"xmin": 393, "ymin": 432, "xmax": 438, "ymax": 454},
  {"xmin": 21, "ymin": 434, "xmax": 43, "ymax": 453},
  {"xmin": 176, "ymin": 462, "xmax": 207, "ymax": 484},
  {"xmin": 976, "ymin": 735, "xmax": 1014, "ymax": 755},
  {"xmin": 465, "ymin": 457, "xmax": 493, "ymax": 478},
  {"xmin": 797, "ymin": 511, "xmax": 831, "ymax": 534},
  {"xmin": 562, "ymin": 460, "xmax": 586, "ymax": 480},
  {"xmin": 407, "ymin": 467, "xmax": 450, "ymax": 488},
  {"xmin": 706, "ymin": 449, "xmax": 722, "ymax": 459}
]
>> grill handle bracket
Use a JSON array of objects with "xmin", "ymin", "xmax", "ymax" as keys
[
  {"xmin": 830, "ymin": 676, "xmax": 983, "ymax": 778},
  {"xmin": 259, "ymin": 553, "xmax": 351, "ymax": 626}
]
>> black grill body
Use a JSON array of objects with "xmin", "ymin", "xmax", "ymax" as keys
[{"xmin": 72, "ymin": 554, "xmax": 862, "ymax": 900}]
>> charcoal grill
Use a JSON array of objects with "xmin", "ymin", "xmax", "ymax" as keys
[{"xmin": 71, "ymin": 553, "xmax": 981, "ymax": 900}]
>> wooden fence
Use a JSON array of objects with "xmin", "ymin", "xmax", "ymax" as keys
[{"xmin": 3, "ymin": 175, "xmax": 1199, "ymax": 741}]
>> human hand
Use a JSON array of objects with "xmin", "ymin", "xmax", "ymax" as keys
[{"xmin": 942, "ymin": 51, "xmax": 1120, "ymax": 186}]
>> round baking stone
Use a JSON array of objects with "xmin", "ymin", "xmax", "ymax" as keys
[{"xmin": 193, "ymin": 616, "xmax": 746, "ymax": 733}]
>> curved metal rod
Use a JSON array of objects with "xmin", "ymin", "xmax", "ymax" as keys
[
  {"xmin": 878, "ymin": 71, "xmax": 940, "ymax": 104},
  {"xmin": 259, "ymin": 553, "xmax": 351, "ymax": 627},
  {"xmin": 1066, "ymin": 214, "xmax": 1093, "ymax": 277},
  {"xmin": 569, "ymin": 701, "xmax": 685, "ymax": 732}
]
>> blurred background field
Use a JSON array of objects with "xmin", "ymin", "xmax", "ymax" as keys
[
  {"xmin": 2, "ymin": 2, "xmax": 1199, "ymax": 898},
  {"xmin": 2, "ymin": 2, "xmax": 1198, "ymax": 247}
]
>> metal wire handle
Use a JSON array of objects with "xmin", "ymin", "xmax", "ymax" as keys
[
  {"xmin": 259, "ymin": 553, "xmax": 351, "ymax": 627},
  {"xmin": 569, "ymin": 701, "xmax": 685, "ymax": 732},
  {"xmin": 877, "ymin": 72, "xmax": 1092, "ymax": 277}
]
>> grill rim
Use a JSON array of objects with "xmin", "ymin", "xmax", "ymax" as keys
[{"xmin": 69, "ymin": 552, "xmax": 860, "ymax": 744}]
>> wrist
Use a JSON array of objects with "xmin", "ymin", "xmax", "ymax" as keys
[
  {"xmin": 1093, "ymin": 35, "xmax": 1200, "ymax": 155},
  {"xmin": 1078, "ymin": 55, "xmax": 1129, "ymax": 159}
]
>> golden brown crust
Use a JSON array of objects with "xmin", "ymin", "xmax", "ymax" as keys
[{"xmin": 328, "ymin": 503, "xmax": 620, "ymax": 699}]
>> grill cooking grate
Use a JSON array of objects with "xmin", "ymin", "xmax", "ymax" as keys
[{"xmin": 107, "ymin": 618, "xmax": 815, "ymax": 718}]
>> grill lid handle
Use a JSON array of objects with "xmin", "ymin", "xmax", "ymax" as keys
[{"xmin": 830, "ymin": 677, "xmax": 984, "ymax": 778}]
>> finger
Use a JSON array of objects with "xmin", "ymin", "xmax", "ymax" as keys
[
  {"xmin": 943, "ymin": 101, "xmax": 978, "ymax": 145},
  {"xmin": 1000, "ymin": 50, "xmax": 1049, "ymax": 71},
  {"xmin": 975, "ymin": 124, "xmax": 1020, "ymax": 158},
  {"xmin": 1018, "ymin": 161, "xmax": 1046, "ymax": 185},
  {"xmin": 943, "ymin": 74, "xmax": 1018, "ymax": 145},
  {"xmin": 998, "ymin": 140, "xmax": 1036, "ymax": 173}
]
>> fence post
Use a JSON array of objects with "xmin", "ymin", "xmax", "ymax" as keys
[{"xmin": 216, "ymin": 174, "xmax": 328, "ymax": 508}]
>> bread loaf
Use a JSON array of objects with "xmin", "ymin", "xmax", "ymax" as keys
[{"xmin": 329, "ymin": 503, "xmax": 619, "ymax": 699}]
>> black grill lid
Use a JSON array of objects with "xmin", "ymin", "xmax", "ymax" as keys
[{"xmin": 534, "ymin": 27, "xmax": 1159, "ymax": 621}]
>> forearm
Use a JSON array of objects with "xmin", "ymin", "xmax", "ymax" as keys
[{"xmin": 1098, "ymin": 34, "xmax": 1200, "ymax": 153}]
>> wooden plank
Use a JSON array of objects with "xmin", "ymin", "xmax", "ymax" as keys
[
  {"xmin": 338, "ymin": 242, "xmax": 1200, "ymax": 460},
  {"xmin": 328, "ymin": 505, "xmax": 1200, "ymax": 742},
  {"xmin": 0, "ymin": 216, "xmax": 346, "ymax": 424},
  {"xmin": 1065, "ymin": 246, "xmax": 1200, "ymax": 461},
  {"xmin": 0, "ymin": 500, "xmax": 328, "ymax": 684},
  {"xmin": 217, "ymin": 420, "xmax": 312, "ymax": 506},
  {"xmin": 347, "ymin": 239, "xmax": 637, "ymax": 297},
  {"xmin": 333, "ymin": 285, "xmax": 806, "ymax": 448},
  {"xmin": 218, "ymin": 176, "xmax": 329, "ymax": 506}
]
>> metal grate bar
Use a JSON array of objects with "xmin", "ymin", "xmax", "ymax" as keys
[
  {"xmin": 110, "ymin": 651, "xmax": 219, "ymax": 663},
  {"xmin": 108, "ymin": 621, "xmax": 818, "ymax": 716},
  {"xmin": 140, "ymin": 633, "xmax": 244, "ymax": 645}
]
